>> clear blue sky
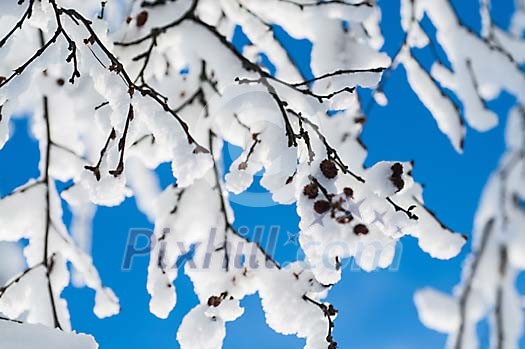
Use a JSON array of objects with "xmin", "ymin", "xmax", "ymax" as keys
[{"xmin": 0, "ymin": 1, "xmax": 523, "ymax": 348}]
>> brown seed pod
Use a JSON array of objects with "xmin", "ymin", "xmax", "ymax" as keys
[
  {"xmin": 207, "ymin": 296, "xmax": 222, "ymax": 307},
  {"xmin": 314, "ymin": 200, "xmax": 331, "ymax": 214},
  {"xmin": 136, "ymin": 11, "xmax": 149, "ymax": 27},
  {"xmin": 390, "ymin": 176, "xmax": 405, "ymax": 192},
  {"xmin": 390, "ymin": 163, "xmax": 405, "ymax": 192},
  {"xmin": 353, "ymin": 224, "xmax": 369, "ymax": 236},
  {"xmin": 303, "ymin": 183, "xmax": 319, "ymax": 199},
  {"xmin": 391, "ymin": 162, "xmax": 403, "ymax": 176},
  {"xmin": 336, "ymin": 215, "xmax": 353, "ymax": 224},
  {"xmin": 320, "ymin": 159, "xmax": 338, "ymax": 179},
  {"xmin": 328, "ymin": 342, "xmax": 337, "ymax": 349}
]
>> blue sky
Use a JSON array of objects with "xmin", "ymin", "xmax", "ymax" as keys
[{"xmin": 0, "ymin": 1, "xmax": 523, "ymax": 348}]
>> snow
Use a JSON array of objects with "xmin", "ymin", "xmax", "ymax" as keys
[
  {"xmin": 0, "ymin": 243, "xmax": 25, "ymax": 286},
  {"xmin": 414, "ymin": 288, "xmax": 460, "ymax": 333},
  {"xmin": 0, "ymin": 320, "xmax": 98, "ymax": 349},
  {"xmin": 177, "ymin": 301, "xmax": 243, "ymax": 349}
]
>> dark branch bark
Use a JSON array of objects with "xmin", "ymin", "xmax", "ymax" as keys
[
  {"xmin": 42, "ymin": 96, "xmax": 62, "ymax": 330},
  {"xmin": 454, "ymin": 218, "xmax": 495, "ymax": 349}
]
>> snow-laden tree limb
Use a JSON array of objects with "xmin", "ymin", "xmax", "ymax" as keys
[
  {"xmin": 415, "ymin": 106, "xmax": 525, "ymax": 349},
  {"xmin": 368, "ymin": 0, "xmax": 525, "ymax": 152}
]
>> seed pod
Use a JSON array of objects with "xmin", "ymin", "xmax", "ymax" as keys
[
  {"xmin": 136, "ymin": 11, "xmax": 149, "ymax": 27},
  {"xmin": 343, "ymin": 187, "xmax": 353, "ymax": 198},
  {"xmin": 336, "ymin": 215, "xmax": 353, "ymax": 224},
  {"xmin": 353, "ymin": 224, "xmax": 369, "ymax": 236},
  {"xmin": 207, "ymin": 296, "xmax": 222, "ymax": 307},
  {"xmin": 303, "ymin": 183, "xmax": 319, "ymax": 199},
  {"xmin": 390, "ymin": 176, "xmax": 404, "ymax": 192},
  {"xmin": 391, "ymin": 162, "xmax": 403, "ymax": 176},
  {"xmin": 314, "ymin": 200, "xmax": 331, "ymax": 214},
  {"xmin": 320, "ymin": 159, "xmax": 338, "ymax": 179},
  {"xmin": 389, "ymin": 163, "xmax": 405, "ymax": 192}
]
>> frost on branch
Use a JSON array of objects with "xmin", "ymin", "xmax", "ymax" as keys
[
  {"xmin": 0, "ymin": 0, "xmax": 480, "ymax": 348},
  {"xmin": 415, "ymin": 106, "xmax": 525, "ymax": 348}
]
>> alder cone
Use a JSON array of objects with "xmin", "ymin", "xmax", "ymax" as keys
[
  {"xmin": 320, "ymin": 159, "xmax": 338, "ymax": 179},
  {"xmin": 390, "ymin": 162, "xmax": 405, "ymax": 192},
  {"xmin": 391, "ymin": 162, "xmax": 403, "ymax": 176},
  {"xmin": 336, "ymin": 215, "xmax": 353, "ymax": 224},
  {"xmin": 314, "ymin": 200, "xmax": 331, "ymax": 214},
  {"xmin": 390, "ymin": 176, "xmax": 404, "ymax": 192},
  {"xmin": 207, "ymin": 296, "xmax": 222, "ymax": 307},
  {"xmin": 303, "ymin": 183, "xmax": 319, "ymax": 199},
  {"xmin": 353, "ymin": 224, "xmax": 369, "ymax": 236},
  {"xmin": 136, "ymin": 11, "xmax": 149, "ymax": 27}
]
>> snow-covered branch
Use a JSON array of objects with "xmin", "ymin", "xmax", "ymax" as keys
[
  {"xmin": 370, "ymin": 0, "xmax": 525, "ymax": 152},
  {"xmin": 415, "ymin": 106, "xmax": 525, "ymax": 348}
]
